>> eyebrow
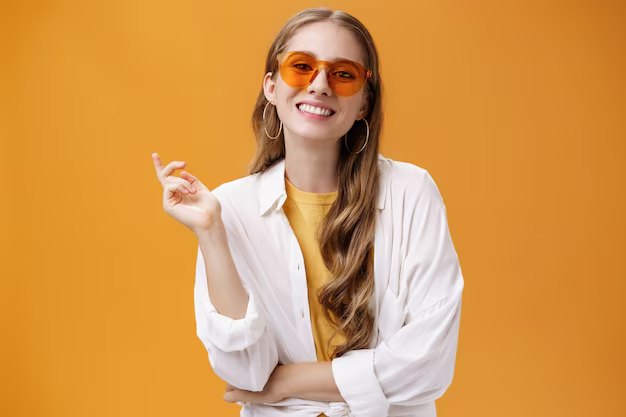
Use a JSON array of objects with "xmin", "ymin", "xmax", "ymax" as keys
[{"xmin": 297, "ymin": 50, "xmax": 357, "ymax": 63}]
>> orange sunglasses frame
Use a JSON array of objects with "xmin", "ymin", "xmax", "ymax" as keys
[{"xmin": 275, "ymin": 51, "xmax": 373, "ymax": 96}]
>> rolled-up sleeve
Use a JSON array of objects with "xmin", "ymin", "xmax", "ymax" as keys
[
  {"xmin": 194, "ymin": 244, "xmax": 279, "ymax": 391},
  {"xmin": 193, "ymin": 188, "xmax": 279, "ymax": 392},
  {"xmin": 194, "ymin": 243, "xmax": 267, "ymax": 352},
  {"xmin": 332, "ymin": 170, "xmax": 464, "ymax": 416}
]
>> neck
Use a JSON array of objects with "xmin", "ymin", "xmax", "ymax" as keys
[{"xmin": 284, "ymin": 135, "xmax": 340, "ymax": 193}]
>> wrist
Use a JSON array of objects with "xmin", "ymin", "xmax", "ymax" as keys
[{"xmin": 195, "ymin": 219, "xmax": 226, "ymax": 243}]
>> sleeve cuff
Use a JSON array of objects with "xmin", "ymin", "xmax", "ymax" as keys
[
  {"xmin": 195, "ymin": 281, "xmax": 267, "ymax": 353},
  {"xmin": 332, "ymin": 349, "xmax": 390, "ymax": 417}
]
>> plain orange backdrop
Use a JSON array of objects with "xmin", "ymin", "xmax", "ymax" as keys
[{"xmin": 1, "ymin": 0, "xmax": 624, "ymax": 416}]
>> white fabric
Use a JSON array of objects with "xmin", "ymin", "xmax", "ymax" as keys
[{"xmin": 194, "ymin": 154, "xmax": 465, "ymax": 417}]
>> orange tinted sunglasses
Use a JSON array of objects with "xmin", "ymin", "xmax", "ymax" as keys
[{"xmin": 276, "ymin": 51, "xmax": 372, "ymax": 97}]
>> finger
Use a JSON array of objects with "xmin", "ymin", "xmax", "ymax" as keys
[
  {"xmin": 159, "ymin": 160, "xmax": 187, "ymax": 184},
  {"xmin": 180, "ymin": 171, "xmax": 206, "ymax": 191},
  {"xmin": 223, "ymin": 390, "xmax": 246, "ymax": 403},
  {"xmin": 225, "ymin": 384, "xmax": 233, "ymax": 392},
  {"xmin": 152, "ymin": 153, "xmax": 165, "ymax": 182},
  {"xmin": 166, "ymin": 176, "xmax": 196, "ymax": 193},
  {"xmin": 152, "ymin": 153, "xmax": 186, "ymax": 184},
  {"xmin": 164, "ymin": 181, "xmax": 191, "ymax": 199}
]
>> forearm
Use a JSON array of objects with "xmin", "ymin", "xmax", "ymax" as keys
[
  {"xmin": 279, "ymin": 362, "xmax": 344, "ymax": 403},
  {"xmin": 196, "ymin": 221, "xmax": 249, "ymax": 320}
]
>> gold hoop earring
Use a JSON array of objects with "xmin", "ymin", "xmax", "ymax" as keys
[
  {"xmin": 344, "ymin": 118, "xmax": 369, "ymax": 154},
  {"xmin": 263, "ymin": 101, "xmax": 282, "ymax": 139}
]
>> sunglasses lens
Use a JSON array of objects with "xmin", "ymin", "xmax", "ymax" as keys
[
  {"xmin": 279, "ymin": 52, "xmax": 368, "ymax": 96},
  {"xmin": 279, "ymin": 52, "xmax": 318, "ymax": 88},
  {"xmin": 328, "ymin": 60, "xmax": 366, "ymax": 96}
]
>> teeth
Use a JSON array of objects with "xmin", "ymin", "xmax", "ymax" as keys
[{"xmin": 298, "ymin": 104, "xmax": 333, "ymax": 116}]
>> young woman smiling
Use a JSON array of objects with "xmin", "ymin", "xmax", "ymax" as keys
[{"xmin": 152, "ymin": 7, "xmax": 464, "ymax": 417}]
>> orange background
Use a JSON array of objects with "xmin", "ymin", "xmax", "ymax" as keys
[{"xmin": 1, "ymin": 0, "xmax": 625, "ymax": 416}]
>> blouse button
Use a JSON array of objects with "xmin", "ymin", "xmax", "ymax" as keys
[{"xmin": 301, "ymin": 310, "xmax": 305, "ymax": 318}]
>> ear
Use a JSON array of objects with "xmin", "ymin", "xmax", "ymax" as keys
[
  {"xmin": 263, "ymin": 72, "xmax": 277, "ymax": 104},
  {"xmin": 357, "ymin": 95, "xmax": 369, "ymax": 120}
]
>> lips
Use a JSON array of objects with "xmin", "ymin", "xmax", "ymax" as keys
[
  {"xmin": 295, "ymin": 101, "xmax": 336, "ymax": 114},
  {"xmin": 296, "ymin": 105, "xmax": 336, "ymax": 118}
]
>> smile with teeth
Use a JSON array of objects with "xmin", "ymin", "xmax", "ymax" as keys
[{"xmin": 297, "ymin": 104, "xmax": 335, "ymax": 117}]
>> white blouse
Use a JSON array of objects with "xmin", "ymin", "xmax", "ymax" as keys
[{"xmin": 194, "ymin": 154, "xmax": 465, "ymax": 417}]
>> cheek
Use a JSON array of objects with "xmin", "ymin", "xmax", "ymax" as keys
[
  {"xmin": 275, "ymin": 76, "xmax": 302, "ymax": 95},
  {"xmin": 337, "ymin": 97, "xmax": 362, "ymax": 118},
  {"xmin": 273, "ymin": 87, "xmax": 298, "ymax": 119}
]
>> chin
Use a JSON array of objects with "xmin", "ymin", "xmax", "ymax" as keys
[{"xmin": 293, "ymin": 129, "xmax": 337, "ymax": 142}]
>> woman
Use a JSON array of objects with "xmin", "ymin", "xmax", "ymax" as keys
[{"xmin": 152, "ymin": 7, "xmax": 464, "ymax": 417}]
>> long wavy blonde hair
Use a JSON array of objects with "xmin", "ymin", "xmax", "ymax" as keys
[{"xmin": 249, "ymin": 7, "xmax": 384, "ymax": 359}]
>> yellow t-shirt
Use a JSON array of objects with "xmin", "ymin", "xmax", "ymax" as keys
[{"xmin": 283, "ymin": 176, "xmax": 347, "ymax": 363}]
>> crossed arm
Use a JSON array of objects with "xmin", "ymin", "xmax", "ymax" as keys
[{"xmin": 223, "ymin": 361, "xmax": 343, "ymax": 404}]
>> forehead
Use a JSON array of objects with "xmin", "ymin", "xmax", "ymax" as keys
[{"xmin": 285, "ymin": 21, "xmax": 365, "ymax": 66}]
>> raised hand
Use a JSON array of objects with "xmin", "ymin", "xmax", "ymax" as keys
[{"xmin": 152, "ymin": 153, "xmax": 222, "ymax": 234}]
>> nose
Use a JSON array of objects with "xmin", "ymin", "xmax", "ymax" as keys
[{"xmin": 306, "ymin": 65, "xmax": 332, "ymax": 96}]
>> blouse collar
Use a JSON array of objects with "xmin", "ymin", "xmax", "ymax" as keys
[{"xmin": 257, "ymin": 154, "xmax": 387, "ymax": 216}]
